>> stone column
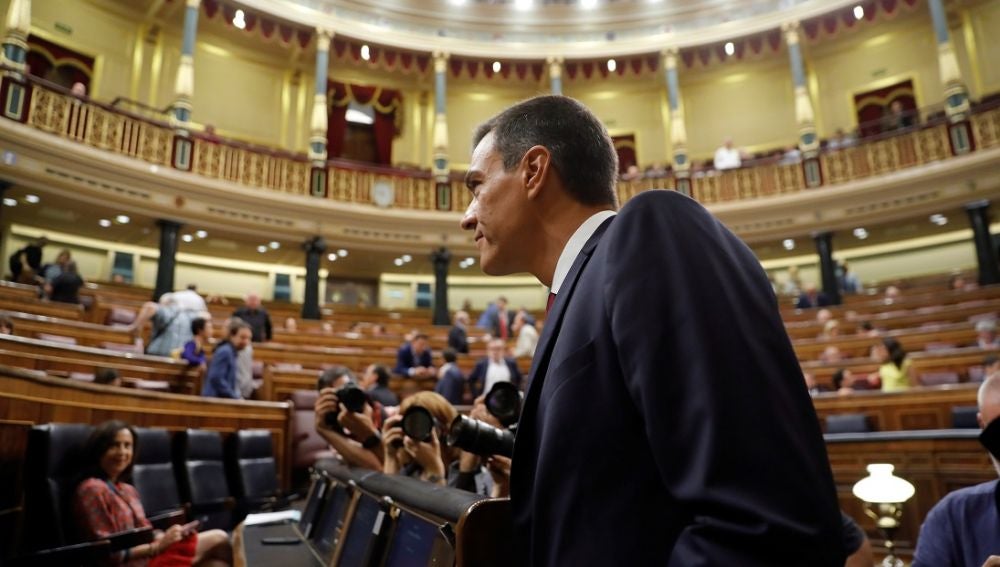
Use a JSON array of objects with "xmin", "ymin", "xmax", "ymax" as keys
[
  {"xmin": 547, "ymin": 56, "xmax": 563, "ymax": 95},
  {"xmin": 783, "ymin": 22, "xmax": 823, "ymax": 188},
  {"xmin": 431, "ymin": 247, "xmax": 451, "ymax": 326},
  {"xmin": 308, "ymin": 28, "xmax": 332, "ymax": 197},
  {"xmin": 662, "ymin": 48, "xmax": 690, "ymax": 196},
  {"xmin": 432, "ymin": 51, "xmax": 450, "ymax": 210},
  {"xmin": 928, "ymin": 0, "xmax": 974, "ymax": 154},
  {"xmin": 0, "ymin": 0, "xmax": 31, "ymax": 122},
  {"xmin": 302, "ymin": 236, "xmax": 326, "ymax": 320},
  {"xmin": 153, "ymin": 220, "xmax": 181, "ymax": 301},
  {"xmin": 813, "ymin": 232, "xmax": 841, "ymax": 306},
  {"xmin": 965, "ymin": 200, "xmax": 999, "ymax": 286},
  {"xmin": 170, "ymin": 0, "xmax": 200, "ymax": 171}
]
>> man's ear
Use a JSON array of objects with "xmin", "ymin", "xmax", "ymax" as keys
[{"xmin": 521, "ymin": 146, "xmax": 551, "ymax": 200}]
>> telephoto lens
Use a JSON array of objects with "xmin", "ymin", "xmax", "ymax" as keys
[
  {"xmin": 484, "ymin": 381, "xmax": 522, "ymax": 426},
  {"xmin": 401, "ymin": 406, "xmax": 437, "ymax": 442},
  {"xmin": 447, "ymin": 415, "xmax": 515, "ymax": 458}
]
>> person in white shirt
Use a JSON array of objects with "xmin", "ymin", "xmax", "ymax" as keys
[
  {"xmin": 468, "ymin": 338, "xmax": 523, "ymax": 396},
  {"xmin": 511, "ymin": 309, "xmax": 539, "ymax": 358},
  {"xmin": 713, "ymin": 137, "xmax": 742, "ymax": 170}
]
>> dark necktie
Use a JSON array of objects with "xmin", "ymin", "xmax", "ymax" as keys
[{"xmin": 546, "ymin": 292, "xmax": 557, "ymax": 315}]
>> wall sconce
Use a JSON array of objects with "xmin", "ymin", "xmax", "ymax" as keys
[{"xmin": 852, "ymin": 464, "xmax": 915, "ymax": 567}]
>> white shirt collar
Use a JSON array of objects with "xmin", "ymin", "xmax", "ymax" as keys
[{"xmin": 550, "ymin": 210, "xmax": 617, "ymax": 295}]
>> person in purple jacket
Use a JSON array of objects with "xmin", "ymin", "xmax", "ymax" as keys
[{"xmin": 180, "ymin": 317, "xmax": 212, "ymax": 370}]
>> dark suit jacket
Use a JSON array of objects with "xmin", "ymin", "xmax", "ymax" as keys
[
  {"xmin": 512, "ymin": 191, "xmax": 844, "ymax": 566},
  {"xmin": 467, "ymin": 357, "xmax": 522, "ymax": 396},
  {"xmin": 435, "ymin": 364, "xmax": 466, "ymax": 405},
  {"xmin": 448, "ymin": 325, "xmax": 469, "ymax": 354},
  {"xmin": 394, "ymin": 344, "xmax": 433, "ymax": 377},
  {"xmin": 488, "ymin": 309, "xmax": 513, "ymax": 339}
]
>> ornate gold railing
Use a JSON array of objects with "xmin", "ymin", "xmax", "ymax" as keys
[{"xmin": 14, "ymin": 75, "xmax": 1000, "ymax": 212}]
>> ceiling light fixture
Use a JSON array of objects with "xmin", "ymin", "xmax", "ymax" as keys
[
  {"xmin": 338, "ymin": 249, "xmax": 348, "ymax": 257},
  {"xmin": 98, "ymin": 218, "xmax": 112, "ymax": 227},
  {"xmin": 327, "ymin": 253, "xmax": 338, "ymax": 261},
  {"xmin": 394, "ymin": 258, "xmax": 404, "ymax": 266},
  {"xmin": 182, "ymin": 234, "xmax": 194, "ymax": 243},
  {"xmin": 514, "ymin": 0, "xmax": 532, "ymax": 10},
  {"xmin": 2, "ymin": 197, "xmax": 16, "ymax": 207},
  {"xmin": 402, "ymin": 254, "xmax": 412, "ymax": 263},
  {"xmin": 853, "ymin": 5, "xmax": 864, "ymax": 20},
  {"xmin": 581, "ymin": 0, "xmax": 598, "ymax": 8},
  {"xmin": 24, "ymin": 194, "xmax": 39, "ymax": 204},
  {"xmin": 465, "ymin": 257, "xmax": 475, "ymax": 264},
  {"xmin": 233, "ymin": 9, "xmax": 247, "ymax": 29},
  {"xmin": 256, "ymin": 245, "xmax": 268, "ymax": 253},
  {"xmin": 360, "ymin": 45, "xmax": 371, "ymax": 61},
  {"xmin": 782, "ymin": 238, "xmax": 795, "ymax": 251},
  {"xmin": 115, "ymin": 214, "xmax": 130, "ymax": 224},
  {"xmin": 929, "ymin": 213, "xmax": 948, "ymax": 226},
  {"xmin": 195, "ymin": 230, "xmax": 208, "ymax": 238},
  {"xmin": 492, "ymin": 61, "xmax": 501, "ymax": 73},
  {"xmin": 853, "ymin": 228, "xmax": 869, "ymax": 240},
  {"xmin": 269, "ymin": 241, "xmax": 281, "ymax": 249},
  {"xmin": 724, "ymin": 42, "xmax": 735, "ymax": 56},
  {"xmin": 607, "ymin": 59, "xmax": 617, "ymax": 72}
]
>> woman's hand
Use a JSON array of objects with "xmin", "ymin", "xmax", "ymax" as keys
[
  {"xmin": 405, "ymin": 428, "xmax": 446, "ymax": 484},
  {"xmin": 156, "ymin": 523, "xmax": 186, "ymax": 550},
  {"xmin": 381, "ymin": 415, "xmax": 405, "ymax": 474}
]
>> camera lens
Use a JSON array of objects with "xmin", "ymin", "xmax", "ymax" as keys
[
  {"xmin": 336, "ymin": 383, "xmax": 367, "ymax": 413},
  {"xmin": 401, "ymin": 406, "xmax": 436, "ymax": 442},
  {"xmin": 485, "ymin": 382, "xmax": 522, "ymax": 426},
  {"xmin": 447, "ymin": 415, "xmax": 515, "ymax": 458}
]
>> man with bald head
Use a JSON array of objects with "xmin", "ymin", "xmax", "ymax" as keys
[
  {"xmin": 913, "ymin": 376, "xmax": 1000, "ymax": 566},
  {"xmin": 233, "ymin": 292, "xmax": 272, "ymax": 342}
]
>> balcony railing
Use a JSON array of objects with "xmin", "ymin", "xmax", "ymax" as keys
[{"xmin": 5, "ymin": 70, "xmax": 1000, "ymax": 213}]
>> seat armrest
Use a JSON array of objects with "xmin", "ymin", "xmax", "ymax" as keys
[
  {"xmin": 148, "ymin": 509, "xmax": 186, "ymax": 530},
  {"xmin": 106, "ymin": 526, "xmax": 155, "ymax": 552},
  {"xmin": 190, "ymin": 496, "xmax": 236, "ymax": 513},
  {"xmin": 10, "ymin": 540, "xmax": 112, "ymax": 567}
]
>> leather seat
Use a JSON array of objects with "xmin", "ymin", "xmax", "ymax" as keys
[
  {"xmin": 290, "ymin": 390, "xmax": 335, "ymax": 470},
  {"xmin": 23, "ymin": 423, "xmax": 94, "ymax": 551},
  {"xmin": 173, "ymin": 429, "xmax": 235, "ymax": 530},
  {"xmin": 226, "ymin": 429, "xmax": 286, "ymax": 515},
  {"xmin": 952, "ymin": 405, "xmax": 980, "ymax": 429},
  {"xmin": 132, "ymin": 427, "xmax": 185, "ymax": 521},
  {"xmin": 825, "ymin": 413, "xmax": 872, "ymax": 434}
]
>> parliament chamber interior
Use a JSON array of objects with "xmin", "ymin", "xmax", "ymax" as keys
[{"xmin": 0, "ymin": 0, "xmax": 999, "ymax": 564}]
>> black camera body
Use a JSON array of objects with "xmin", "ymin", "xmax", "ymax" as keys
[
  {"xmin": 447, "ymin": 415, "xmax": 515, "ymax": 458},
  {"xmin": 401, "ymin": 406, "xmax": 437, "ymax": 443},
  {"xmin": 322, "ymin": 382, "xmax": 369, "ymax": 431},
  {"xmin": 484, "ymin": 381, "xmax": 522, "ymax": 426}
]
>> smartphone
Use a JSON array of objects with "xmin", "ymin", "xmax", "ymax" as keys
[
  {"xmin": 180, "ymin": 520, "xmax": 200, "ymax": 535},
  {"xmin": 260, "ymin": 536, "xmax": 301, "ymax": 545}
]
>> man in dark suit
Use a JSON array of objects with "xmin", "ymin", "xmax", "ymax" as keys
[
  {"xmin": 459, "ymin": 95, "xmax": 844, "ymax": 566},
  {"xmin": 467, "ymin": 338, "xmax": 523, "ymax": 396},
  {"xmin": 393, "ymin": 333, "xmax": 435, "ymax": 378},
  {"xmin": 448, "ymin": 310, "xmax": 470, "ymax": 354},
  {"xmin": 486, "ymin": 296, "xmax": 513, "ymax": 340}
]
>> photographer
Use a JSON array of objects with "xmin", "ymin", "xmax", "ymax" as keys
[
  {"xmin": 313, "ymin": 366, "xmax": 384, "ymax": 471},
  {"xmin": 453, "ymin": 393, "xmax": 511, "ymax": 497}
]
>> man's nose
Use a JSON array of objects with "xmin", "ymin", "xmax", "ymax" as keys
[{"xmin": 460, "ymin": 199, "xmax": 478, "ymax": 231}]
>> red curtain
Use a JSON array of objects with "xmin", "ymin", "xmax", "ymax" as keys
[
  {"xmin": 26, "ymin": 35, "xmax": 94, "ymax": 89},
  {"xmin": 852, "ymin": 79, "xmax": 916, "ymax": 137},
  {"xmin": 326, "ymin": 80, "xmax": 402, "ymax": 165}
]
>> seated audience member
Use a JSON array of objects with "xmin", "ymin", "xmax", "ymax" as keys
[
  {"xmin": 778, "ymin": 146, "xmax": 801, "ymax": 166},
  {"xmin": 620, "ymin": 164, "xmax": 641, "ymax": 181},
  {"xmin": 371, "ymin": 323, "xmax": 387, "ymax": 337},
  {"xmin": 857, "ymin": 321, "xmax": 880, "ymax": 338},
  {"xmin": 511, "ymin": 309, "xmax": 539, "ymax": 358},
  {"xmin": 94, "ymin": 368, "xmax": 122, "ymax": 387},
  {"xmin": 884, "ymin": 100, "xmax": 915, "ymax": 131},
  {"xmin": 435, "ymin": 348, "xmax": 466, "ymax": 405},
  {"xmin": 831, "ymin": 368, "xmax": 860, "ymax": 395},
  {"xmin": 976, "ymin": 320, "xmax": 1000, "ymax": 349},
  {"xmin": 949, "ymin": 274, "xmax": 976, "ymax": 292},
  {"xmin": 48, "ymin": 260, "xmax": 84, "ymax": 304},
  {"xmin": 803, "ymin": 372, "xmax": 824, "ymax": 396},
  {"xmin": 816, "ymin": 308, "xmax": 833, "ymax": 326},
  {"xmin": 394, "ymin": 333, "xmax": 435, "ymax": 378},
  {"xmin": 232, "ymin": 293, "xmax": 271, "ymax": 342},
  {"xmin": 645, "ymin": 162, "xmax": 668, "ymax": 178},
  {"xmin": 201, "ymin": 320, "xmax": 252, "ymax": 399},
  {"xmin": 321, "ymin": 322, "xmax": 334, "ymax": 334},
  {"xmin": 180, "ymin": 318, "xmax": 211, "ymax": 369},
  {"xmin": 314, "ymin": 366, "xmax": 384, "ymax": 471},
  {"xmin": 41, "ymin": 249, "xmax": 71, "ymax": 285},
  {"xmin": 0, "ymin": 316, "xmax": 12, "ymax": 335},
  {"xmin": 870, "ymin": 337, "xmax": 911, "ymax": 392},
  {"xmin": 884, "ymin": 285, "xmax": 901, "ymax": 301},
  {"xmin": 796, "ymin": 283, "xmax": 831, "ymax": 309},
  {"xmin": 70, "ymin": 81, "xmax": 87, "ymax": 97},
  {"xmin": 819, "ymin": 346, "xmax": 844, "ymax": 365},
  {"xmin": 8, "ymin": 236, "xmax": 47, "ymax": 283},
  {"xmin": 713, "ymin": 137, "xmax": 742, "ymax": 170},
  {"xmin": 131, "ymin": 293, "xmax": 205, "ymax": 357},
  {"xmin": 448, "ymin": 310, "xmax": 470, "ymax": 354},
  {"xmin": 827, "ymin": 128, "xmax": 848, "ymax": 151},
  {"xmin": 283, "ymin": 317, "xmax": 297, "ymax": 332},
  {"xmin": 361, "ymin": 364, "xmax": 399, "ymax": 407},
  {"xmin": 74, "ymin": 420, "xmax": 232, "ymax": 566},
  {"xmin": 468, "ymin": 338, "xmax": 523, "ymax": 397},
  {"xmin": 820, "ymin": 320, "xmax": 841, "ymax": 339},
  {"xmin": 913, "ymin": 376, "xmax": 1000, "ymax": 566}
]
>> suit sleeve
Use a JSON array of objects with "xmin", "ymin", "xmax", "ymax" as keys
[
  {"xmin": 394, "ymin": 348, "xmax": 411, "ymax": 376},
  {"xmin": 468, "ymin": 362, "xmax": 484, "ymax": 396},
  {"xmin": 911, "ymin": 498, "xmax": 958, "ymax": 567},
  {"xmin": 509, "ymin": 360, "xmax": 523, "ymax": 389},
  {"xmin": 205, "ymin": 349, "xmax": 238, "ymax": 399},
  {"xmin": 604, "ymin": 194, "xmax": 844, "ymax": 565},
  {"xmin": 264, "ymin": 311, "xmax": 273, "ymax": 341}
]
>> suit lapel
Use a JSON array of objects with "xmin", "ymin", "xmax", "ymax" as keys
[{"xmin": 514, "ymin": 217, "xmax": 614, "ymax": 454}]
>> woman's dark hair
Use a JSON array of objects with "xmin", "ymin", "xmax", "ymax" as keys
[
  {"xmin": 882, "ymin": 337, "xmax": 907, "ymax": 369},
  {"xmin": 832, "ymin": 369, "xmax": 846, "ymax": 390},
  {"xmin": 191, "ymin": 317, "xmax": 207, "ymax": 335},
  {"xmin": 81, "ymin": 420, "xmax": 137, "ymax": 482},
  {"xmin": 318, "ymin": 365, "xmax": 355, "ymax": 390}
]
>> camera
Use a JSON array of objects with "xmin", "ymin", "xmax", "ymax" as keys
[
  {"xmin": 484, "ymin": 382, "xmax": 522, "ymax": 426},
  {"xmin": 447, "ymin": 415, "xmax": 515, "ymax": 458},
  {"xmin": 401, "ymin": 406, "xmax": 437, "ymax": 443},
  {"xmin": 321, "ymin": 382, "xmax": 368, "ymax": 430}
]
